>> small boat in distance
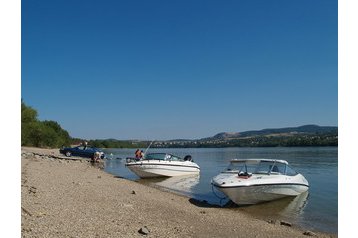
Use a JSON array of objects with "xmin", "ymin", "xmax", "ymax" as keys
[
  {"xmin": 125, "ymin": 153, "xmax": 200, "ymax": 178},
  {"xmin": 211, "ymin": 159, "xmax": 309, "ymax": 205}
]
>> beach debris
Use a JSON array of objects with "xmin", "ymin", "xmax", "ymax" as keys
[
  {"xmin": 303, "ymin": 231, "xmax": 317, "ymax": 236},
  {"xmin": 22, "ymin": 227, "xmax": 32, "ymax": 232},
  {"xmin": 119, "ymin": 203, "xmax": 134, "ymax": 209},
  {"xmin": 22, "ymin": 152, "xmax": 33, "ymax": 158},
  {"xmin": 131, "ymin": 190, "xmax": 136, "ymax": 195},
  {"xmin": 280, "ymin": 221, "xmax": 292, "ymax": 227},
  {"xmin": 36, "ymin": 212, "xmax": 46, "ymax": 218},
  {"xmin": 21, "ymin": 207, "xmax": 33, "ymax": 216},
  {"xmin": 267, "ymin": 219, "xmax": 277, "ymax": 224},
  {"xmin": 29, "ymin": 186, "xmax": 37, "ymax": 194},
  {"xmin": 200, "ymin": 210, "xmax": 206, "ymax": 214},
  {"xmin": 97, "ymin": 176, "xmax": 101, "ymax": 179},
  {"xmin": 138, "ymin": 226, "xmax": 150, "ymax": 235},
  {"xmin": 173, "ymin": 226, "xmax": 181, "ymax": 233}
]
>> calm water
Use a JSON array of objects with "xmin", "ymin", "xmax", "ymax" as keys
[{"xmin": 103, "ymin": 147, "xmax": 338, "ymax": 234}]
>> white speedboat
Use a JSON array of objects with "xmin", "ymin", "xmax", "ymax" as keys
[
  {"xmin": 211, "ymin": 159, "xmax": 309, "ymax": 205},
  {"xmin": 125, "ymin": 153, "xmax": 200, "ymax": 178}
]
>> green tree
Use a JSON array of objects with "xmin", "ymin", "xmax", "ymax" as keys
[
  {"xmin": 21, "ymin": 101, "xmax": 72, "ymax": 148},
  {"xmin": 21, "ymin": 100, "xmax": 38, "ymax": 124},
  {"xmin": 43, "ymin": 120, "xmax": 71, "ymax": 146}
]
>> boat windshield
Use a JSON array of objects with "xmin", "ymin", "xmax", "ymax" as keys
[
  {"xmin": 144, "ymin": 153, "xmax": 183, "ymax": 161},
  {"xmin": 226, "ymin": 160, "xmax": 259, "ymax": 173},
  {"xmin": 255, "ymin": 161, "xmax": 286, "ymax": 174},
  {"xmin": 226, "ymin": 160, "xmax": 294, "ymax": 175}
]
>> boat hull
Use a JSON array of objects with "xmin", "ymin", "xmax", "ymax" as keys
[
  {"xmin": 126, "ymin": 161, "xmax": 200, "ymax": 178},
  {"xmin": 213, "ymin": 182, "xmax": 309, "ymax": 205}
]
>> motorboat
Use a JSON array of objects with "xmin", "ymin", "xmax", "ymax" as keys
[
  {"xmin": 211, "ymin": 159, "xmax": 309, "ymax": 205},
  {"xmin": 125, "ymin": 153, "xmax": 200, "ymax": 178}
]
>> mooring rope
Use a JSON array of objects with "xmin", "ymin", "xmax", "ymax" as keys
[{"xmin": 211, "ymin": 184, "xmax": 228, "ymax": 205}]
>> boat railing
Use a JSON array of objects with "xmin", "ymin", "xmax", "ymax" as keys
[
  {"xmin": 126, "ymin": 154, "xmax": 193, "ymax": 163},
  {"xmin": 125, "ymin": 157, "xmax": 166, "ymax": 163}
]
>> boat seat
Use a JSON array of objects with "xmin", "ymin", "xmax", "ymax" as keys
[
  {"xmin": 184, "ymin": 155, "xmax": 192, "ymax": 161},
  {"xmin": 238, "ymin": 171, "xmax": 252, "ymax": 178},
  {"xmin": 270, "ymin": 165, "xmax": 280, "ymax": 173}
]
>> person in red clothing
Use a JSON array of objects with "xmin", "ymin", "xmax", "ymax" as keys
[{"xmin": 135, "ymin": 149, "xmax": 141, "ymax": 160}]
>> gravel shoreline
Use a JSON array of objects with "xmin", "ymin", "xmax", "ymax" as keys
[{"xmin": 21, "ymin": 147, "xmax": 334, "ymax": 237}]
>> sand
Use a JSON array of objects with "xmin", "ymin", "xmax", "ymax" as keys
[{"xmin": 21, "ymin": 147, "xmax": 334, "ymax": 237}]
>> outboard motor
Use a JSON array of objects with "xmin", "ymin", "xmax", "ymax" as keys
[{"xmin": 183, "ymin": 155, "xmax": 192, "ymax": 161}]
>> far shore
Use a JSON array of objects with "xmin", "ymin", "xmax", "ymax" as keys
[{"xmin": 21, "ymin": 147, "xmax": 335, "ymax": 237}]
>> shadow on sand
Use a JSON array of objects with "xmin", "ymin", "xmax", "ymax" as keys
[
  {"xmin": 189, "ymin": 192, "xmax": 309, "ymax": 212},
  {"xmin": 188, "ymin": 198, "xmax": 239, "ymax": 208}
]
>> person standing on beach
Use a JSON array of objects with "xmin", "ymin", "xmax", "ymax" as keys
[
  {"xmin": 92, "ymin": 151, "xmax": 100, "ymax": 162},
  {"xmin": 83, "ymin": 140, "xmax": 88, "ymax": 150}
]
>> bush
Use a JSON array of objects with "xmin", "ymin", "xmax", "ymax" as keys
[{"xmin": 21, "ymin": 101, "xmax": 71, "ymax": 148}]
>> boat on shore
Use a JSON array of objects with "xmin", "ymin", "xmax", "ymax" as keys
[
  {"xmin": 211, "ymin": 159, "xmax": 309, "ymax": 205},
  {"xmin": 125, "ymin": 153, "xmax": 200, "ymax": 178}
]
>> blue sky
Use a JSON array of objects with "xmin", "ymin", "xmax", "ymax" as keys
[{"xmin": 21, "ymin": 0, "xmax": 337, "ymax": 140}]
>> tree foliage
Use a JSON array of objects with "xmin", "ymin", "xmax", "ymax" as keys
[
  {"xmin": 151, "ymin": 134, "xmax": 338, "ymax": 148},
  {"xmin": 87, "ymin": 139, "xmax": 148, "ymax": 149},
  {"xmin": 21, "ymin": 101, "xmax": 71, "ymax": 148}
]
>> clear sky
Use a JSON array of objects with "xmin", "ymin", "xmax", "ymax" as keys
[{"xmin": 21, "ymin": 0, "xmax": 338, "ymax": 140}]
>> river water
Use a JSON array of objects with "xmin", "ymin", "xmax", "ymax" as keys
[{"xmin": 103, "ymin": 147, "xmax": 338, "ymax": 234}]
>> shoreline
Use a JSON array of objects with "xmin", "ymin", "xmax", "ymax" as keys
[{"xmin": 21, "ymin": 147, "xmax": 335, "ymax": 237}]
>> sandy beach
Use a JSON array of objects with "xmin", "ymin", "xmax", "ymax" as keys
[{"xmin": 21, "ymin": 147, "xmax": 334, "ymax": 237}]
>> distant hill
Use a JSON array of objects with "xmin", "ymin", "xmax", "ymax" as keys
[
  {"xmin": 85, "ymin": 124, "xmax": 338, "ymax": 148},
  {"xmin": 204, "ymin": 125, "xmax": 338, "ymax": 141}
]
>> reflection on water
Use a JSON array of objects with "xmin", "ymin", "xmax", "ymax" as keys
[
  {"xmin": 282, "ymin": 191, "xmax": 309, "ymax": 216},
  {"xmin": 138, "ymin": 174, "xmax": 200, "ymax": 196},
  {"xmin": 237, "ymin": 191, "xmax": 309, "ymax": 223}
]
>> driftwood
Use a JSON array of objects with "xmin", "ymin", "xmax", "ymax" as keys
[{"xmin": 22, "ymin": 151, "xmax": 105, "ymax": 169}]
